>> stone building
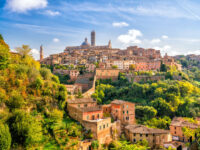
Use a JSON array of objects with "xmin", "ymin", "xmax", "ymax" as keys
[
  {"xmin": 125, "ymin": 124, "xmax": 172, "ymax": 149},
  {"xmin": 95, "ymin": 69, "xmax": 120, "ymax": 80},
  {"xmin": 67, "ymin": 98, "xmax": 136, "ymax": 145},
  {"xmin": 110, "ymin": 100, "xmax": 135, "ymax": 126},
  {"xmin": 170, "ymin": 117, "xmax": 200, "ymax": 142}
]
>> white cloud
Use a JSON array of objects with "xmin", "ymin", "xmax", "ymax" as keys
[
  {"xmin": 150, "ymin": 38, "xmax": 161, "ymax": 44},
  {"xmin": 112, "ymin": 22, "xmax": 129, "ymax": 27},
  {"xmin": 118, "ymin": 29, "xmax": 142, "ymax": 44},
  {"xmin": 162, "ymin": 35, "xmax": 168, "ymax": 39},
  {"xmin": 45, "ymin": 10, "xmax": 60, "ymax": 16},
  {"xmin": 31, "ymin": 48, "xmax": 39, "ymax": 55},
  {"xmin": 6, "ymin": 0, "xmax": 47, "ymax": 13},
  {"xmin": 53, "ymin": 38, "xmax": 59, "ymax": 42},
  {"xmin": 154, "ymin": 45, "xmax": 171, "ymax": 51}
]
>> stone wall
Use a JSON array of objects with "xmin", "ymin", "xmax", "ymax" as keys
[{"xmin": 126, "ymin": 75, "xmax": 165, "ymax": 83}]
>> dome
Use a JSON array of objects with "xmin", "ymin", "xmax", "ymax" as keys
[{"xmin": 81, "ymin": 38, "xmax": 90, "ymax": 47}]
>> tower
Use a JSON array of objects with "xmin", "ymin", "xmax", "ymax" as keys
[
  {"xmin": 91, "ymin": 30, "xmax": 95, "ymax": 46},
  {"xmin": 40, "ymin": 45, "xmax": 43, "ymax": 61},
  {"xmin": 108, "ymin": 40, "xmax": 112, "ymax": 48}
]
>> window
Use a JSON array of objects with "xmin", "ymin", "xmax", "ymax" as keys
[
  {"xmin": 116, "ymin": 110, "xmax": 118, "ymax": 113},
  {"xmin": 134, "ymin": 133, "xmax": 136, "ymax": 136},
  {"xmin": 97, "ymin": 114, "xmax": 99, "ymax": 119},
  {"xmin": 127, "ymin": 105, "xmax": 128, "ymax": 108},
  {"xmin": 146, "ymin": 134, "xmax": 148, "ymax": 137},
  {"xmin": 133, "ymin": 139, "xmax": 136, "ymax": 142},
  {"xmin": 140, "ymin": 134, "xmax": 142, "ymax": 137},
  {"xmin": 87, "ymin": 115, "xmax": 89, "ymax": 120},
  {"xmin": 123, "ymin": 111, "xmax": 125, "ymax": 114},
  {"xmin": 103, "ymin": 124, "xmax": 105, "ymax": 129},
  {"xmin": 84, "ymin": 104, "xmax": 87, "ymax": 108},
  {"xmin": 175, "ymin": 127, "xmax": 176, "ymax": 130},
  {"xmin": 99, "ymin": 126, "xmax": 101, "ymax": 130},
  {"xmin": 175, "ymin": 131, "xmax": 176, "ymax": 134},
  {"xmin": 127, "ymin": 111, "xmax": 129, "ymax": 114},
  {"xmin": 107, "ymin": 123, "xmax": 109, "ymax": 127},
  {"xmin": 78, "ymin": 104, "xmax": 80, "ymax": 108}
]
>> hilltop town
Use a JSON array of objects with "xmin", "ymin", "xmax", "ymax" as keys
[{"xmin": 37, "ymin": 31, "xmax": 199, "ymax": 149}]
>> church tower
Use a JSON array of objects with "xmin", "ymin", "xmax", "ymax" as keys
[
  {"xmin": 108, "ymin": 40, "xmax": 112, "ymax": 48},
  {"xmin": 40, "ymin": 45, "xmax": 43, "ymax": 61},
  {"xmin": 91, "ymin": 30, "xmax": 95, "ymax": 46}
]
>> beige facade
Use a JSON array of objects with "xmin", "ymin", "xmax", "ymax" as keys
[{"xmin": 125, "ymin": 125, "xmax": 172, "ymax": 149}]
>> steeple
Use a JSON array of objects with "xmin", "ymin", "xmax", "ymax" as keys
[{"xmin": 40, "ymin": 45, "xmax": 43, "ymax": 61}]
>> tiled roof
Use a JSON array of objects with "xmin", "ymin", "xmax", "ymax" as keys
[
  {"xmin": 125, "ymin": 124, "xmax": 170, "ymax": 134},
  {"xmin": 111, "ymin": 100, "xmax": 126, "ymax": 104},
  {"xmin": 67, "ymin": 98, "xmax": 96, "ymax": 104},
  {"xmin": 170, "ymin": 117, "xmax": 199, "ymax": 129}
]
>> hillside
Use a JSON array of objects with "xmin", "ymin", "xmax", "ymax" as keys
[{"xmin": 0, "ymin": 37, "xmax": 84, "ymax": 149}]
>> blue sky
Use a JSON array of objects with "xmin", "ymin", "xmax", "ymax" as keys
[{"xmin": 0, "ymin": 0, "xmax": 200, "ymax": 59}]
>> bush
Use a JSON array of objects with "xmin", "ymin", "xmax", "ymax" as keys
[{"xmin": 0, "ymin": 122, "xmax": 11, "ymax": 150}]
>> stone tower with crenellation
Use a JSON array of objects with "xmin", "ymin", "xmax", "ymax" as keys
[
  {"xmin": 40, "ymin": 45, "xmax": 43, "ymax": 61},
  {"xmin": 91, "ymin": 30, "xmax": 95, "ymax": 46}
]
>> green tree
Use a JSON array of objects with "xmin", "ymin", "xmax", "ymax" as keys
[
  {"xmin": 15, "ymin": 45, "xmax": 32, "ymax": 58},
  {"xmin": 0, "ymin": 34, "xmax": 3, "ymax": 40},
  {"xmin": 8, "ymin": 111, "xmax": 42, "ymax": 148},
  {"xmin": 150, "ymin": 98, "xmax": 173, "ymax": 117},
  {"xmin": 91, "ymin": 140, "xmax": 99, "ymax": 150},
  {"xmin": 135, "ymin": 105, "xmax": 157, "ymax": 122},
  {"xmin": 0, "ymin": 40, "xmax": 10, "ymax": 70},
  {"xmin": 0, "ymin": 122, "xmax": 11, "ymax": 150},
  {"xmin": 160, "ymin": 62, "xmax": 167, "ymax": 72},
  {"xmin": 40, "ymin": 67, "xmax": 52, "ymax": 80}
]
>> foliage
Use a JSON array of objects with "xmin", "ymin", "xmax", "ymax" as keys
[
  {"xmin": 0, "ymin": 122, "xmax": 11, "ymax": 150},
  {"xmin": 136, "ymin": 105, "xmax": 157, "ymax": 122},
  {"xmin": 144, "ymin": 117, "xmax": 171, "ymax": 129},
  {"xmin": 91, "ymin": 140, "xmax": 99, "ymax": 149},
  {"xmin": 8, "ymin": 111, "xmax": 43, "ymax": 148},
  {"xmin": 109, "ymin": 140, "xmax": 150, "ymax": 150},
  {"xmin": 0, "ymin": 39, "xmax": 10, "ymax": 70}
]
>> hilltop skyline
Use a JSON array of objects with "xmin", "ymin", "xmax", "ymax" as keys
[{"xmin": 0, "ymin": 0, "xmax": 200, "ymax": 59}]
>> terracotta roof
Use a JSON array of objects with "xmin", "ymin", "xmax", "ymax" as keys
[
  {"xmin": 170, "ymin": 117, "xmax": 199, "ymax": 129},
  {"xmin": 125, "ymin": 124, "xmax": 170, "ymax": 134},
  {"xmin": 67, "ymin": 98, "xmax": 96, "ymax": 104},
  {"xmin": 111, "ymin": 100, "xmax": 127, "ymax": 105}
]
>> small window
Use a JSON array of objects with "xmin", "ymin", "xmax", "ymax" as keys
[
  {"xmin": 103, "ymin": 124, "xmax": 105, "ymax": 129},
  {"xmin": 134, "ymin": 133, "xmax": 136, "ymax": 136},
  {"xmin": 99, "ymin": 126, "xmax": 101, "ymax": 130},
  {"xmin": 127, "ymin": 105, "xmax": 128, "ymax": 108},
  {"xmin": 84, "ymin": 104, "xmax": 87, "ymax": 108},
  {"xmin": 175, "ymin": 127, "xmax": 176, "ymax": 130},
  {"xmin": 175, "ymin": 131, "xmax": 176, "ymax": 134},
  {"xmin": 140, "ymin": 134, "xmax": 142, "ymax": 137},
  {"xmin": 146, "ymin": 134, "xmax": 148, "ymax": 137},
  {"xmin": 116, "ymin": 110, "xmax": 118, "ymax": 113},
  {"xmin": 127, "ymin": 111, "xmax": 129, "ymax": 114},
  {"xmin": 133, "ymin": 139, "xmax": 136, "ymax": 142},
  {"xmin": 123, "ymin": 111, "xmax": 125, "ymax": 114},
  {"xmin": 107, "ymin": 123, "xmax": 109, "ymax": 127}
]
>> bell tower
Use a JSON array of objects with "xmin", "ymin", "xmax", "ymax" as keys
[
  {"xmin": 40, "ymin": 45, "xmax": 43, "ymax": 61},
  {"xmin": 91, "ymin": 30, "xmax": 95, "ymax": 46}
]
